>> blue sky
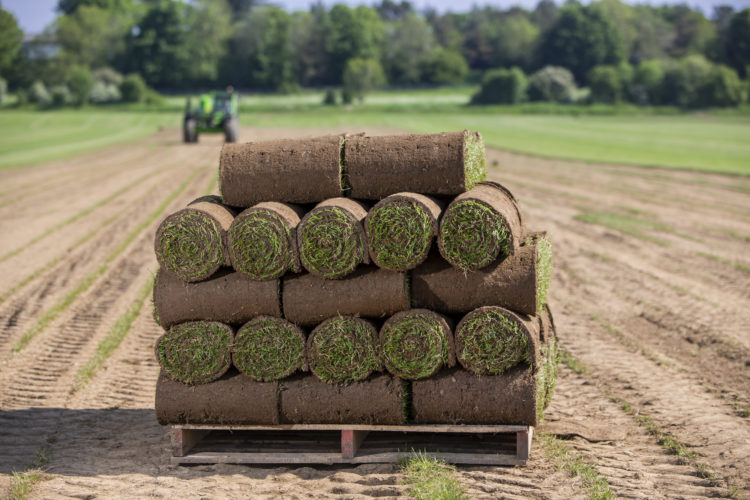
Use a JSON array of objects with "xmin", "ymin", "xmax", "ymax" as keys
[{"xmin": 5, "ymin": 0, "xmax": 750, "ymax": 34}]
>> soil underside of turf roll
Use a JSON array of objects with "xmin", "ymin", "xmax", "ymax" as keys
[
  {"xmin": 280, "ymin": 373, "xmax": 405, "ymax": 424},
  {"xmin": 411, "ymin": 244, "xmax": 538, "ymax": 316},
  {"xmin": 154, "ymin": 200, "xmax": 235, "ymax": 282},
  {"xmin": 438, "ymin": 182, "xmax": 525, "ymax": 271},
  {"xmin": 365, "ymin": 192, "xmax": 443, "ymax": 271},
  {"xmin": 153, "ymin": 268, "xmax": 280, "ymax": 328},
  {"xmin": 380, "ymin": 309, "xmax": 455, "ymax": 380},
  {"xmin": 297, "ymin": 197, "xmax": 370, "ymax": 279},
  {"xmin": 345, "ymin": 131, "xmax": 485, "ymax": 199},
  {"xmin": 411, "ymin": 365, "xmax": 538, "ymax": 426},
  {"xmin": 228, "ymin": 201, "xmax": 304, "ymax": 280},
  {"xmin": 155, "ymin": 369, "xmax": 279, "ymax": 425},
  {"xmin": 220, "ymin": 135, "xmax": 342, "ymax": 206},
  {"xmin": 283, "ymin": 265, "xmax": 409, "ymax": 326}
]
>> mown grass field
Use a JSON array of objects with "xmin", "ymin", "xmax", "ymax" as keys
[{"xmin": 1, "ymin": 88, "xmax": 749, "ymax": 174}]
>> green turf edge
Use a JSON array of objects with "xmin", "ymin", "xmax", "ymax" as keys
[
  {"xmin": 299, "ymin": 207, "xmax": 365, "ymax": 279},
  {"xmin": 381, "ymin": 312, "xmax": 451, "ymax": 379},
  {"xmin": 536, "ymin": 235, "xmax": 553, "ymax": 311},
  {"xmin": 368, "ymin": 200, "xmax": 433, "ymax": 270},
  {"xmin": 463, "ymin": 130, "xmax": 487, "ymax": 190},
  {"xmin": 230, "ymin": 210, "xmax": 294, "ymax": 280},
  {"xmin": 440, "ymin": 200, "xmax": 509, "ymax": 272},
  {"xmin": 157, "ymin": 211, "xmax": 224, "ymax": 281},
  {"xmin": 157, "ymin": 321, "xmax": 233, "ymax": 385},
  {"xmin": 233, "ymin": 317, "xmax": 305, "ymax": 381},
  {"xmin": 401, "ymin": 452, "xmax": 469, "ymax": 500},
  {"xmin": 309, "ymin": 316, "xmax": 379, "ymax": 384},
  {"xmin": 456, "ymin": 309, "xmax": 529, "ymax": 375}
]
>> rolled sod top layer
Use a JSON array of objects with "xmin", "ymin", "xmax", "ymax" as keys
[
  {"xmin": 380, "ymin": 309, "xmax": 455, "ymax": 380},
  {"xmin": 365, "ymin": 193, "xmax": 442, "ymax": 271},
  {"xmin": 345, "ymin": 131, "xmax": 486, "ymax": 200},
  {"xmin": 228, "ymin": 202, "xmax": 304, "ymax": 280},
  {"xmin": 297, "ymin": 197, "xmax": 370, "ymax": 279},
  {"xmin": 438, "ymin": 182, "xmax": 525, "ymax": 272},
  {"xmin": 307, "ymin": 316, "xmax": 380, "ymax": 384},
  {"xmin": 156, "ymin": 321, "xmax": 233, "ymax": 385},
  {"xmin": 232, "ymin": 316, "xmax": 307, "ymax": 381},
  {"xmin": 155, "ymin": 198, "xmax": 235, "ymax": 282},
  {"xmin": 220, "ymin": 135, "xmax": 343, "ymax": 206},
  {"xmin": 455, "ymin": 306, "xmax": 537, "ymax": 376},
  {"xmin": 283, "ymin": 265, "xmax": 409, "ymax": 327}
]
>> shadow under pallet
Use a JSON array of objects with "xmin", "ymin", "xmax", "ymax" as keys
[{"xmin": 171, "ymin": 424, "xmax": 533, "ymax": 465}]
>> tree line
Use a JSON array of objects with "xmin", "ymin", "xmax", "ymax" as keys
[{"xmin": 0, "ymin": 0, "xmax": 749, "ymax": 107}]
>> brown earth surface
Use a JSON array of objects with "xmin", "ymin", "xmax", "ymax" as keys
[{"xmin": 0, "ymin": 126, "xmax": 748, "ymax": 499}]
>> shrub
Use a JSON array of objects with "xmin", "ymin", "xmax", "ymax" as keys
[
  {"xmin": 588, "ymin": 65, "xmax": 623, "ymax": 103},
  {"xmin": 50, "ymin": 84, "xmax": 73, "ymax": 107},
  {"xmin": 699, "ymin": 65, "xmax": 745, "ymax": 107},
  {"xmin": 89, "ymin": 81, "xmax": 121, "ymax": 103},
  {"xmin": 68, "ymin": 66, "xmax": 94, "ymax": 105},
  {"xmin": 0, "ymin": 76, "xmax": 7, "ymax": 104},
  {"xmin": 630, "ymin": 59, "xmax": 665, "ymax": 105},
  {"xmin": 341, "ymin": 87, "xmax": 353, "ymax": 105},
  {"xmin": 527, "ymin": 66, "xmax": 578, "ymax": 103},
  {"xmin": 660, "ymin": 55, "xmax": 712, "ymax": 107},
  {"xmin": 28, "ymin": 80, "xmax": 51, "ymax": 105},
  {"xmin": 471, "ymin": 67, "xmax": 527, "ymax": 105},
  {"xmin": 421, "ymin": 48, "xmax": 469, "ymax": 85},
  {"xmin": 120, "ymin": 73, "xmax": 147, "ymax": 103},
  {"xmin": 342, "ymin": 58, "xmax": 386, "ymax": 102},
  {"xmin": 322, "ymin": 88, "xmax": 337, "ymax": 105},
  {"xmin": 92, "ymin": 67, "xmax": 123, "ymax": 87}
]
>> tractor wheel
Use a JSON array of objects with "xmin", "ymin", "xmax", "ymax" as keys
[
  {"xmin": 183, "ymin": 118, "xmax": 198, "ymax": 143},
  {"xmin": 224, "ymin": 119, "xmax": 238, "ymax": 143}
]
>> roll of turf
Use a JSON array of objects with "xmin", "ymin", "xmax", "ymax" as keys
[
  {"xmin": 454, "ymin": 306, "xmax": 540, "ymax": 376},
  {"xmin": 345, "ymin": 131, "xmax": 486, "ymax": 199},
  {"xmin": 380, "ymin": 309, "xmax": 455, "ymax": 380},
  {"xmin": 412, "ymin": 233, "xmax": 552, "ymax": 316},
  {"xmin": 297, "ymin": 198, "xmax": 370, "ymax": 279},
  {"xmin": 228, "ymin": 202, "xmax": 304, "ymax": 280},
  {"xmin": 283, "ymin": 265, "xmax": 409, "ymax": 327},
  {"xmin": 280, "ymin": 373, "xmax": 405, "ymax": 425},
  {"xmin": 153, "ymin": 268, "xmax": 281, "ymax": 329},
  {"xmin": 438, "ymin": 182, "xmax": 525, "ymax": 272},
  {"xmin": 155, "ymin": 321, "xmax": 233, "ymax": 385},
  {"xmin": 232, "ymin": 316, "xmax": 307, "ymax": 381},
  {"xmin": 365, "ymin": 193, "xmax": 442, "ymax": 271},
  {"xmin": 411, "ymin": 366, "xmax": 538, "ymax": 426},
  {"xmin": 220, "ymin": 135, "xmax": 343, "ymax": 206},
  {"xmin": 155, "ymin": 370, "xmax": 279, "ymax": 425},
  {"xmin": 307, "ymin": 316, "xmax": 380, "ymax": 384},
  {"xmin": 154, "ymin": 197, "xmax": 234, "ymax": 282}
]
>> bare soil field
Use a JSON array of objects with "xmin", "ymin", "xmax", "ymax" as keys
[{"xmin": 1, "ymin": 127, "xmax": 748, "ymax": 499}]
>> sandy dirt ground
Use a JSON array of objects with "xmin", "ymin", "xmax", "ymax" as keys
[{"xmin": 0, "ymin": 127, "xmax": 748, "ymax": 499}]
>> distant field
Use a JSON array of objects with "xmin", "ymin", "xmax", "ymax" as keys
[{"xmin": 1, "ymin": 92, "xmax": 749, "ymax": 174}]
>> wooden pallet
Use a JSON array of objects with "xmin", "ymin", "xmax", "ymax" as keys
[{"xmin": 171, "ymin": 424, "xmax": 533, "ymax": 465}]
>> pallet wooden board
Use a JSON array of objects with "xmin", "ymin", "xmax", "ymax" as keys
[{"xmin": 170, "ymin": 424, "xmax": 533, "ymax": 466}]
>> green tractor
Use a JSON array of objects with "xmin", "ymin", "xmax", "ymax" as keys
[{"xmin": 183, "ymin": 90, "xmax": 239, "ymax": 143}]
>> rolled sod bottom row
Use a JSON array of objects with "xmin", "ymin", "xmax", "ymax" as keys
[
  {"xmin": 307, "ymin": 316, "xmax": 380, "ymax": 384},
  {"xmin": 155, "ymin": 367, "xmax": 541, "ymax": 426},
  {"xmin": 232, "ymin": 316, "xmax": 306, "ymax": 381},
  {"xmin": 156, "ymin": 321, "xmax": 233, "ymax": 385}
]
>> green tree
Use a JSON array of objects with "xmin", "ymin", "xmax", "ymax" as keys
[
  {"xmin": 421, "ymin": 47, "xmax": 468, "ymax": 84},
  {"xmin": 342, "ymin": 57, "xmax": 386, "ymax": 102},
  {"xmin": 0, "ymin": 8, "xmax": 23, "ymax": 75},
  {"xmin": 471, "ymin": 67, "xmax": 527, "ymax": 104},
  {"xmin": 660, "ymin": 5, "xmax": 715, "ymax": 58},
  {"xmin": 588, "ymin": 65, "xmax": 623, "ymax": 103},
  {"xmin": 328, "ymin": 5, "xmax": 385, "ymax": 84},
  {"xmin": 537, "ymin": 3, "xmax": 625, "ymax": 83},
  {"xmin": 660, "ymin": 55, "xmax": 712, "ymax": 107},
  {"xmin": 699, "ymin": 64, "xmax": 745, "ymax": 106},
  {"xmin": 629, "ymin": 6, "xmax": 674, "ymax": 63},
  {"xmin": 629, "ymin": 59, "xmax": 665, "ymax": 104},
  {"xmin": 68, "ymin": 66, "xmax": 94, "ymax": 105},
  {"xmin": 57, "ymin": 0, "xmax": 133, "ymax": 15},
  {"xmin": 491, "ymin": 14, "xmax": 540, "ymax": 70},
  {"xmin": 726, "ymin": 9, "xmax": 750, "ymax": 77},
  {"xmin": 55, "ymin": 5, "xmax": 132, "ymax": 68},
  {"xmin": 382, "ymin": 12, "xmax": 435, "ymax": 84}
]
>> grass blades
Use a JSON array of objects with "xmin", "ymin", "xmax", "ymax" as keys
[
  {"xmin": 536, "ymin": 235, "xmax": 553, "ymax": 311},
  {"xmin": 367, "ymin": 200, "xmax": 433, "ymax": 271},
  {"xmin": 455, "ymin": 308, "xmax": 528, "ymax": 375},
  {"xmin": 12, "ymin": 167, "xmax": 202, "ymax": 353},
  {"xmin": 157, "ymin": 321, "xmax": 233, "ymax": 384},
  {"xmin": 8, "ymin": 441, "xmax": 51, "ymax": 500},
  {"xmin": 230, "ymin": 210, "xmax": 294, "ymax": 280},
  {"xmin": 539, "ymin": 432, "xmax": 614, "ymax": 500},
  {"xmin": 299, "ymin": 207, "xmax": 365, "ymax": 279},
  {"xmin": 156, "ymin": 210, "xmax": 224, "ymax": 281},
  {"xmin": 71, "ymin": 275, "xmax": 155, "ymax": 393},
  {"xmin": 440, "ymin": 200, "xmax": 508, "ymax": 272},
  {"xmin": 463, "ymin": 130, "xmax": 487, "ymax": 189},
  {"xmin": 233, "ymin": 316, "xmax": 305, "ymax": 381},
  {"xmin": 574, "ymin": 210, "xmax": 671, "ymax": 246},
  {"xmin": 381, "ymin": 311, "xmax": 451, "ymax": 379},
  {"xmin": 401, "ymin": 452, "xmax": 468, "ymax": 500},
  {"xmin": 308, "ymin": 316, "xmax": 379, "ymax": 384}
]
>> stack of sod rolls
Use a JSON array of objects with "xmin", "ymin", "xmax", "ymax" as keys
[{"xmin": 153, "ymin": 131, "xmax": 558, "ymax": 428}]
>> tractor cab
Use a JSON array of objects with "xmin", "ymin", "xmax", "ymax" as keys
[{"xmin": 183, "ymin": 90, "xmax": 239, "ymax": 143}]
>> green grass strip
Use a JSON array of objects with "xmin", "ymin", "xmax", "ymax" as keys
[
  {"xmin": 455, "ymin": 308, "xmax": 528, "ymax": 375},
  {"xmin": 536, "ymin": 235, "xmax": 553, "ymax": 311},
  {"xmin": 367, "ymin": 200, "xmax": 433, "ymax": 271},
  {"xmin": 230, "ymin": 210, "xmax": 294, "ymax": 280},
  {"xmin": 539, "ymin": 432, "xmax": 614, "ymax": 500},
  {"xmin": 574, "ymin": 211, "xmax": 671, "ymax": 246},
  {"xmin": 0, "ymin": 169, "xmax": 159, "ymax": 264},
  {"xmin": 381, "ymin": 311, "xmax": 451, "ymax": 379},
  {"xmin": 299, "ymin": 207, "xmax": 365, "ymax": 279},
  {"xmin": 157, "ymin": 321, "xmax": 233, "ymax": 384},
  {"xmin": 233, "ymin": 316, "xmax": 305, "ymax": 381},
  {"xmin": 401, "ymin": 452, "xmax": 468, "ymax": 500},
  {"xmin": 309, "ymin": 316, "xmax": 379, "ymax": 384},
  {"xmin": 8, "ymin": 441, "xmax": 50, "ymax": 500},
  {"xmin": 157, "ymin": 210, "xmax": 223, "ymax": 281},
  {"xmin": 71, "ymin": 275, "xmax": 154, "ymax": 393},
  {"xmin": 440, "ymin": 200, "xmax": 508, "ymax": 272},
  {"xmin": 12, "ymin": 168, "xmax": 202, "ymax": 353},
  {"xmin": 463, "ymin": 130, "xmax": 487, "ymax": 190}
]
